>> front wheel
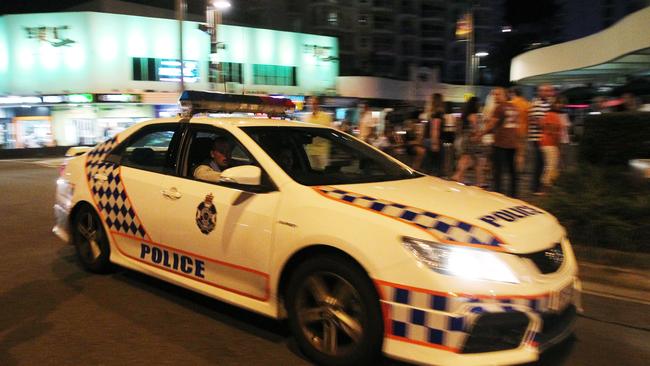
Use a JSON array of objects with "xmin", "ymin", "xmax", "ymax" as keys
[
  {"xmin": 286, "ymin": 255, "xmax": 383, "ymax": 366},
  {"xmin": 73, "ymin": 205, "xmax": 112, "ymax": 273}
]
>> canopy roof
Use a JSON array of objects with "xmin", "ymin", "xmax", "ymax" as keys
[{"xmin": 511, "ymin": 7, "xmax": 650, "ymax": 85}]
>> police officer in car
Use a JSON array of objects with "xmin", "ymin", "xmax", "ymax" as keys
[{"xmin": 194, "ymin": 137, "xmax": 231, "ymax": 182}]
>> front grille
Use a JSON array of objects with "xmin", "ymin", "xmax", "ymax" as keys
[
  {"xmin": 462, "ymin": 312, "xmax": 529, "ymax": 354},
  {"xmin": 519, "ymin": 242, "xmax": 564, "ymax": 274}
]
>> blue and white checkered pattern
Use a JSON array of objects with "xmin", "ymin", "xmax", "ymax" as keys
[
  {"xmin": 316, "ymin": 186, "xmax": 503, "ymax": 247},
  {"xmin": 85, "ymin": 136, "xmax": 118, "ymax": 171},
  {"xmin": 85, "ymin": 137, "xmax": 150, "ymax": 240},
  {"xmin": 378, "ymin": 281, "xmax": 570, "ymax": 351},
  {"xmin": 387, "ymin": 301, "xmax": 467, "ymax": 350}
]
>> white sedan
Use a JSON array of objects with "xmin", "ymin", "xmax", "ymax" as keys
[{"xmin": 53, "ymin": 93, "xmax": 580, "ymax": 366}]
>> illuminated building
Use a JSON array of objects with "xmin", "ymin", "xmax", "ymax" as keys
[{"xmin": 0, "ymin": 11, "xmax": 338, "ymax": 148}]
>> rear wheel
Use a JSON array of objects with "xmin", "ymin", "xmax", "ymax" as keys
[
  {"xmin": 286, "ymin": 255, "xmax": 383, "ymax": 366},
  {"xmin": 73, "ymin": 205, "xmax": 112, "ymax": 273}
]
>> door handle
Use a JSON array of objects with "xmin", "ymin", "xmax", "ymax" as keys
[
  {"xmin": 93, "ymin": 173, "xmax": 108, "ymax": 182},
  {"xmin": 161, "ymin": 188, "xmax": 182, "ymax": 200}
]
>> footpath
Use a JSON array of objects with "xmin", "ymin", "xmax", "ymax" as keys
[{"xmin": 574, "ymin": 246, "xmax": 650, "ymax": 304}]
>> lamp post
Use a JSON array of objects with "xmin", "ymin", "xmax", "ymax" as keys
[
  {"xmin": 474, "ymin": 51, "xmax": 488, "ymax": 85},
  {"xmin": 176, "ymin": 0, "xmax": 187, "ymax": 93},
  {"xmin": 207, "ymin": 0, "xmax": 231, "ymax": 92}
]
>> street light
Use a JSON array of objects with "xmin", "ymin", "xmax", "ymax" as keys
[
  {"xmin": 207, "ymin": 1, "xmax": 232, "ymax": 92},
  {"xmin": 474, "ymin": 52, "xmax": 489, "ymax": 85},
  {"xmin": 212, "ymin": 0, "xmax": 232, "ymax": 10},
  {"xmin": 177, "ymin": 0, "xmax": 187, "ymax": 93}
]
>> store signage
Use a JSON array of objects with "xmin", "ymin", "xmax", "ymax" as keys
[
  {"xmin": 97, "ymin": 94, "xmax": 141, "ymax": 103},
  {"xmin": 303, "ymin": 44, "xmax": 336, "ymax": 61},
  {"xmin": 25, "ymin": 26, "xmax": 76, "ymax": 47},
  {"xmin": 1, "ymin": 94, "xmax": 94, "ymax": 105},
  {"xmin": 43, "ymin": 95, "xmax": 66, "ymax": 103},
  {"xmin": 158, "ymin": 59, "xmax": 199, "ymax": 83},
  {"xmin": 67, "ymin": 94, "xmax": 94, "ymax": 103},
  {"xmin": 0, "ymin": 96, "xmax": 43, "ymax": 104},
  {"xmin": 43, "ymin": 95, "xmax": 93, "ymax": 103}
]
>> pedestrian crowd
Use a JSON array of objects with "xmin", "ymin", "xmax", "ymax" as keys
[{"xmin": 308, "ymin": 84, "xmax": 576, "ymax": 198}]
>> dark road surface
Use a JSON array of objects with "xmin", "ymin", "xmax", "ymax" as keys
[{"xmin": 1, "ymin": 160, "xmax": 649, "ymax": 366}]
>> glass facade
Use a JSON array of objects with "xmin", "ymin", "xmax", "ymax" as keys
[{"xmin": 252, "ymin": 64, "xmax": 297, "ymax": 86}]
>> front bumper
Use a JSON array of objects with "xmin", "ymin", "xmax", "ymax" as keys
[
  {"xmin": 52, "ymin": 203, "xmax": 71, "ymax": 243},
  {"xmin": 377, "ymin": 278, "xmax": 581, "ymax": 366}
]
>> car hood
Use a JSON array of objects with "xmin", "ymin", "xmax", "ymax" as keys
[{"xmin": 324, "ymin": 176, "xmax": 563, "ymax": 254}]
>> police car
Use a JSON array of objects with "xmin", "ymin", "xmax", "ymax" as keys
[{"xmin": 53, "ymin": 91, "xmax": 581, "ymax": 366}]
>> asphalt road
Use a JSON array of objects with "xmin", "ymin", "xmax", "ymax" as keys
[{"xmin": 1, "ymin": 160, "xmax": 649, "ymax": 366}]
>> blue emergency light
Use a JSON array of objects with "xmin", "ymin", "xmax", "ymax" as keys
[{"xmin": 179, "ymin": 91, "xmax": 295, "ymax": 117}]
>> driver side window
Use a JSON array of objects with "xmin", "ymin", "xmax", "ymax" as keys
[{"xmin": 184, "ymin": 127, "xmax": 254, "ymax": 183}]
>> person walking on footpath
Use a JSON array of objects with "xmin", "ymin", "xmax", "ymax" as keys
[
  {"xmin": 540, "ymin": 100, "xmax": 563, "ymax": 191},
  {"xmin": 424, "ymin": 93, "xmax": 445, "ymax": 175},
  {"xmin": 477, "ymin": 87, "xmax": 520, "ymax": 198},
  {"xmin": 528, "ymin": 84, "xmax": 555, "ymax": 195},
  {"xmin": 304, "ymin": 96, "xmax": 333, "ymax": 170},
  {"xmin": 452, "ymin": 96, "xmax": 486, "ymax": 186},
  {"xmin": 358, "ymin": 103, "xmax": 377, "ymax": 143}
]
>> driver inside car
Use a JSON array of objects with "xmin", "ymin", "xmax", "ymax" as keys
[{"xmin": 193, "ymin": 137, "xmax": 231, "ymax": 182}]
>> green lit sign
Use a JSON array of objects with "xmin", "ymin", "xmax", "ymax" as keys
[
  {"xmin": 24, "ymin": 26, "xmax": 76, "ymax": 47},
  {"xmin": 67, "ymin": 94, "xmax": 93, "ymax": 103}
]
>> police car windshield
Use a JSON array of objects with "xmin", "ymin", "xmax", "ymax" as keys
[{"xmin": 242, "ymin": 126, "xmax": 422, "ymax": 186}]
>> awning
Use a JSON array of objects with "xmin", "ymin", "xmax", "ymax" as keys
[{"xmin": 511, "ymin": 7, "xmax": 650, "ymax": 85}]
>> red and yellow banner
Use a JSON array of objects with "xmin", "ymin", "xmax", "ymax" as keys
[{"xmin": 456, "ymin": 13, "xmax": 473, "ymax": 38}]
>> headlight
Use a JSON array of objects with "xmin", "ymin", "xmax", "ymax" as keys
[{"xmin": 402, "ymin": 236, "xmax": 519, "ymax": 283}]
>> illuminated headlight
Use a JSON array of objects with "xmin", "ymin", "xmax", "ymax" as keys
[{"xmin": 402, "ymin": 237, "xmax": 519, "ymax": 283}]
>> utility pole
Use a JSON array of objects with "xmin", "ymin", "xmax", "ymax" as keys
[
  {"xmin": 177, "ymin": 0, "xmax": 186, "ymax": 93},
  {"xmin": 465, "ymin": 7, "xmax": 475, "ymax": 88},
  {"xmin": 207, "ymin": 1, "xmax": 232, "ymax": 93}
]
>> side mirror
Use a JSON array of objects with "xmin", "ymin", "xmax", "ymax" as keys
[{"xmin": 219, "ymin": 165, "xmax": 262, "ymax": 186}]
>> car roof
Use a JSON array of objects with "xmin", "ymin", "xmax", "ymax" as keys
[
  {"xmin": 188, "ymin": 116, "xmax": 324, "ymax": 128},
  {"xmin": 130, "ymin": 116, "xmax": 325, "ymax": 131}
]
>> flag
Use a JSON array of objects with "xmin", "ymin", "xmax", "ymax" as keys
[{"xmin": 456, "ymin": 13, "xmax": 472, "ymax": 39}]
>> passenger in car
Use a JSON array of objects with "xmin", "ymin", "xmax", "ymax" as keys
[{"xmin": 193, "ymin": 137, "xmax": 231, "ymax": 182}]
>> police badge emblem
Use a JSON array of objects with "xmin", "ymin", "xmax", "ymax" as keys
[{"xmin": 196, "ymin": 193, "xmax": 217, "ymax": 234}]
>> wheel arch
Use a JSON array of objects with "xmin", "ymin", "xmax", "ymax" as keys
[
  {"xmin": 276, "ymin": 244, "xmax": 378, "ymax": 316},
  {"xmin": 69, "ymin": 200, "xmax": 97, "ymax": 228}
]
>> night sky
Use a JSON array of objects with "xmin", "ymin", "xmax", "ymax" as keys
[
  {"xmin": 3, "ymin": 0, "xmax": 563, "ymax": 22},
  {"xmin": 0, "ymin": 0, "xmax": 209, "ymax": 15},
  {"xmin": 504, "ymin": 0, "xmax": 559, "ymax": 26}
]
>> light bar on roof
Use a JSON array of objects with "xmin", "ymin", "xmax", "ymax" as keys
[{"xmin": 179, "ymin": 91, "xmax": 295, "ymax": 117}]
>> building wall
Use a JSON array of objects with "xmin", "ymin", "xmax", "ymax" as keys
[
  {"xmin": 0, "ymin": 12, "xmax": 338, "ymax": 96},
  {"xmin": 223, "ymin": 0, "xmax": 503, "ymax": 84},
  {"xmin": 0, "ymin": 17, "xmax": 8, "ymax": 93},
  {"xmin": 216, "ymin": 24, "xmax": 339, "ymax": 95}
]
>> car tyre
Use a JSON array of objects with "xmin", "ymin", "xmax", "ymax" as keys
[
  {"xmin": 73, "ymin": 205, "xmax": 112, "ymax": 273},
  {"xmin": 286, "ymin": 255, "xmax": 383, "ymax": 366}
]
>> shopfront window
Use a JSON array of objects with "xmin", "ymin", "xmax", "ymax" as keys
[
  {"xmin": 98, "ymin": 117, "xmax": 148, "ymax": 143},
  {"xmin": 75, "ymin": 119, "xmax": 95, "ymax": 145},
  {"xmin": 209, "ymin": 62, "xmax": 243, "ymax": 84},
  {"xmin": 252, "ymin": 64, "xmax": 297, "ymax": 86},
  {"xmin": 14, "ymin": 117, "xmax": 54, "ymax": 148},
  {"xmin": 0, "ymin": 119, "xmax": 11, "ymax": 149}
]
